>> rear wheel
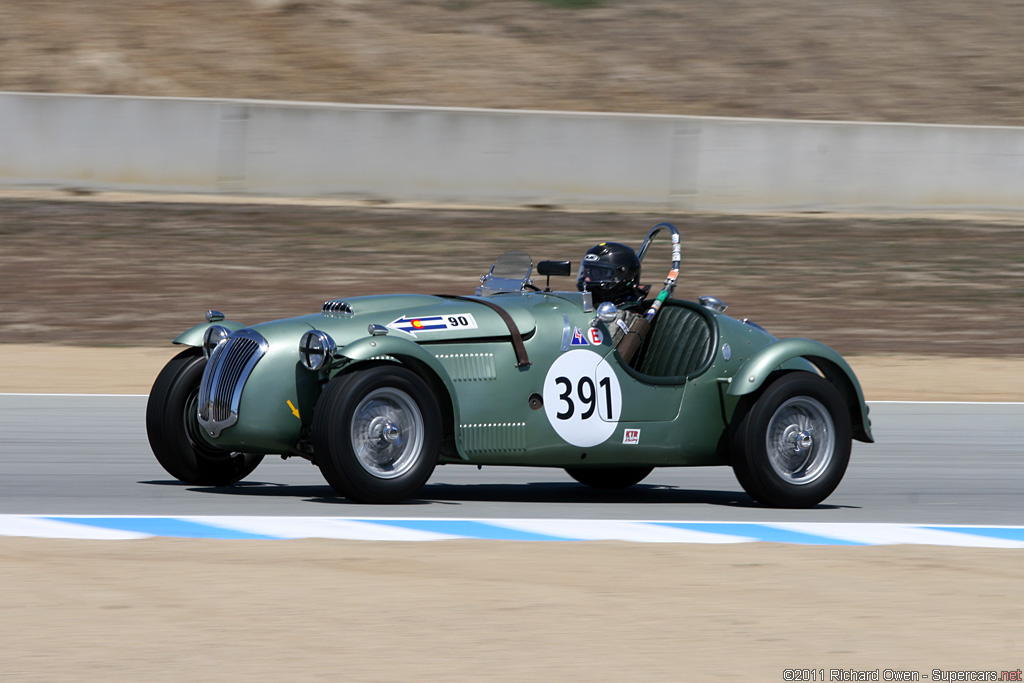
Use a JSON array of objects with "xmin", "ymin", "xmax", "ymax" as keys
[
  {"xmin": 313, "ymin": 365, "xmax": 441, "ymax": 504},
  {"xmin": 146, "ymin": 348, "xmax": 263, "ymax": 485},
  {"xmin": 731, "ymin": 372, "xmax": 851, "ymax": 508},
  {"xmin": 565, "ymin": 467, "xmax": 653, "ymax": 489}
]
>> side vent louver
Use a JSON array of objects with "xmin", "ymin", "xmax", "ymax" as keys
[
  {"xmin": 461, "ymin": 423, "xmax": 527, "ymax": 454},
  {"xmin": 436, "ymin": 353, "xmax": 497, "ymax": 382}
]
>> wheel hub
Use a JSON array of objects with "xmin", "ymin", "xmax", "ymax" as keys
[
  {"xmin": 782, "ymin": 424, "xmax": 815, "ymax": 453},
  {"xmin": 382, "ymin": 422, "xmax": 401, "ymax": 443},
  {"xmin": 366, "ymin": 415, "xmax": 403, "ymax": 448},
  {"xmin": 765, "ymin": 397, "xmax": 835, "ymax": 485},
  {"xmin": 350, "ymin": 388, "xmax": 424, "ymax": 479}
]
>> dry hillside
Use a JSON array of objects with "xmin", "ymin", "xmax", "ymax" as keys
[{"xmin": 1, "ymin": 0, "xmax": 1022, "ymax": 125}]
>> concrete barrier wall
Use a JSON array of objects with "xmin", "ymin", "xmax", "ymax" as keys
[{"xmin": 1, "ymin": 91, "xmax": 1022, "ymax": 213}]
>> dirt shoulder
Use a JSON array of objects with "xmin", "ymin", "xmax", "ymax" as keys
[
  {"xmin": 2, "ymin": 196, "xmax": 1022, "ymax": 357},
  {"xmin": 1, "ymin": 539, "xmax": 1020, "ymax": 681}
]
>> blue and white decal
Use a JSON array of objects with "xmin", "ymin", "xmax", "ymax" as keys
[
  {"xmin": 388, "ymin": 313, "xmax": 478, "ymax": 336},
  {"xmin": 569, "ymin": 327, "xmax": 589, "ymax": 346}
]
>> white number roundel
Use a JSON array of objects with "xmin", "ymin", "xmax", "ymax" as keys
[{"xmin": 542, "ymin": 349, "xmax": 621, "ymax": 448}]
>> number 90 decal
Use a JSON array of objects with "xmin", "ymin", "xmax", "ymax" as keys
[{"xmin": 542, "ymin": 349, "xmax": 622, "ymax": 447}]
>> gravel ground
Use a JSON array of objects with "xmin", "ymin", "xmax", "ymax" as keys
[
  {"xmin": 1, "ymin": 195, "xmax": 1022, "ymax": 356},
  {"xmin": 1, "ymin": 539, "xmax": 1021, "ymax": 682}
]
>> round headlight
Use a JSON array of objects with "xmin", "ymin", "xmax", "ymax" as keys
[
  {"xmin": 299, "ymin": 330, "xmax": 336, "ymax": 371},
  {"xmin": 202, "ymin": 325, "xmax": 231, "ymax": 359}
]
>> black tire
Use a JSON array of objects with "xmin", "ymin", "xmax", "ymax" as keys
[
  {"xmin": 146, "ymin": 348, "xmax": 264, "ymax": 485},
  {"xmin": 313, "ymin": 365, "xmax": 441, "ymax": 504},
  {"xmin": 565, "ymin": 467, "xmax": 654, "ymax": 489},
  {"xmin": 731, "ymin": 372, "xmax": 852, "ymax": 508}
]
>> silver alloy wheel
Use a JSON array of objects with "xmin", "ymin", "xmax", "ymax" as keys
[
  {"xmin": 764, "ymin": 396, "xmax": 835, "ymax": 485},
  {"xmin": 349, "ymin": 387, "xmax": 425, "ymax": 479}
]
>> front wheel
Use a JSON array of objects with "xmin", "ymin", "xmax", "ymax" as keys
[
  {"xmin": 146, "ymin": 348, "xmax": 264, "ymax": 485},
  {"xmin": 313, "ymin": 365, "xmax": 441, "ymax": 504},
  {"xmin": 565, "ymin": 467, "xmax": 653, "ymax": 489},
  {"xmin": 731, "ymin": 372, "xmax": 852, "ymax": 508}
]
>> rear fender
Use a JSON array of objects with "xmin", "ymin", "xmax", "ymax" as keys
[{"xmin": 727, "ymin": 338, "xmax": 873, "ymax": 443}]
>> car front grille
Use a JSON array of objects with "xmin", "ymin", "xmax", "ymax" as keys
[{"xmin": 197, "ymin": 328, "xmax": 268, "ymax": 438}]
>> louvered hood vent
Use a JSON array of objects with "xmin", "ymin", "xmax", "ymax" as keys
[{"xmin": 322, "ymin": 300, "xmax": 353, "ymax": 316}]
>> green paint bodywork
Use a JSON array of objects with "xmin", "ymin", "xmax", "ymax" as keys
[
  {"xmin": 175, "ymin": 289, "xmax": 873, "ymax": 467},
  {"xmin": 726, "ymin": 337, "xmax": 873, "ymax": 443}
]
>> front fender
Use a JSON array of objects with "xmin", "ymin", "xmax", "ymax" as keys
[
  {"xmin": 727, "ymin": 338, "xmax": 873, "ymax": 443},
  {"xmin": 336, "ymin": 336, "xmax": 462, "ymax": 446},
  {"xmin": 172, "ymin": 320, "xmax": 248, "ymax": 347}
]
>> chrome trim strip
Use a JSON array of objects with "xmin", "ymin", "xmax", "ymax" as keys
[{"xmin": 197, "ymin": 328, "xmax": 268, "ymax": 439}]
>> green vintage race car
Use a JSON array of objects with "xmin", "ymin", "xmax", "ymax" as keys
[{"xmin": 146, "ymin": 223, "xmax": 873, "ymax": 508}]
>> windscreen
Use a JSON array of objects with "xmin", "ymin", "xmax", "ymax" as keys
[{"xmin": 489, "ymin": 250, "xmax": 533, "ymax": 280}]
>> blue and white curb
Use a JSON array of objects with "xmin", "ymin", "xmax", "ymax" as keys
[{"xmin": 1, "ymin": 516, "xmax": 1023, "ymax": 547}]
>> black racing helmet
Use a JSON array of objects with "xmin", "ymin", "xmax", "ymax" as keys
[{"xmin": 576, "ymin": 242, "xmax": 642, "ymax": 304}]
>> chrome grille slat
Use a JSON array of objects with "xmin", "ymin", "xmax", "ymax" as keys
[
  {"xmin": 213, "ymin": 338, "xmax": 256, "ymax": 421},
  {"xmin": 197, "ymin": 329, "xmax": 268, "ymax": 439}
]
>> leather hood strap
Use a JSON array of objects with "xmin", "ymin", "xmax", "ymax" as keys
[{"xmin": 439, "ymin": 295, "xmax": 531, "ymax": 368}]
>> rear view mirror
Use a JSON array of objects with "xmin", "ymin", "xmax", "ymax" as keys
[
  {"xmin": 537, "ymin": 260, "xmax": 572, "ymax": 277},
  {"xmin": 537, "ymin": 260, "xmax": 572, "ymax": 292}
]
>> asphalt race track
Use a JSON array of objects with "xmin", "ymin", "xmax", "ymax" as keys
[{"xmin": 0, "ymin": 394, "xmax": 1021, "ymax": 526}]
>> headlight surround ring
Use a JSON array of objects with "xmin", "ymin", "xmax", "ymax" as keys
[
  {"xmin": 202, "ymin": 325, "xmax": 232, "ymax": 359},
  {"xmin": 299, "ymin": 330, "xmax": 337, "ymax": 371}
]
